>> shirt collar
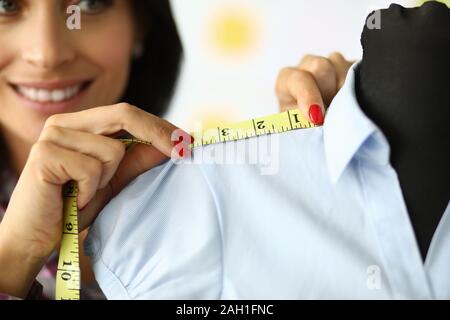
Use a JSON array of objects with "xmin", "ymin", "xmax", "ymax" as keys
[{"xmin": 323, "ymin": 62, "xmax": 390, "ymax": 184}]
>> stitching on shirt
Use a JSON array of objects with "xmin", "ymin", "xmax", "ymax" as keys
[
  {"xmin": 355, "ymin": 157, "xmax": 394, "ymax": 297},
  {"xmin": 90, "ymin": 161, "xmax": 175, "ymax": 299},
  {"xmin": 387, "ymin": 168, "xmax": 434, "ymax": 297},
  {"xmin": 95, "ymin": 161, "xmax": 173, "ymax": 259},
  {"xmin": 97, "ymin": 254, "xmax": 132, "ymax": 300},
  {"xmin": 197, "ymin": 165, "xmax": 225, "ymax": 299}
]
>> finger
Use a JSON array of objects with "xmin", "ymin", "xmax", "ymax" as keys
[
  {"xmin": 328, "ymin": 52, "xmax": 354, "ymax": 89},
  {"xmin": 276, "ymin": 67, "xmax": 325, "ymax": 125},
  {"xmin": 29, "ymin": 141, "xmax": 103, "ymax": 209},
  {"xmin": 44, "ymin": 103, "xmax": 190, "ymax": 158},
  {"xmin": 112, "ymin": 144, "xmax": 168, "ymax": 194},
  {"xmin": 38, "ymin": 125, "xmax": 126, "ymax": 189},
  {"xmin": 298, "ymin": 55, "xmax": 338, "ymax": 106}
]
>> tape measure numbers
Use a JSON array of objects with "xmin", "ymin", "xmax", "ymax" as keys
[
  {"xmin": 56, "ymin": 109, "xmax": 316, "ymax": 300},
  {"xmin": 190, "ymin": 109, "xmax": 315, "ymax": 148}
]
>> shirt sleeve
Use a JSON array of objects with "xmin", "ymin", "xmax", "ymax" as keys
[{"xmin": 84, "ymin": 160, "xmax": 223, "ymax": 300}]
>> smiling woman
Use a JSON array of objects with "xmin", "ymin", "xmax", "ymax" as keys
[
  {"xmin": 0, "ymin": 0, "xmax": 184, "ymax": 300},
  {"xmin": 0, "ymin": 0, "xmax": 182, "ymax": 166},
  {"xmin": 0, "ymin": 0, "xmax": 353, "ymax": 301}
]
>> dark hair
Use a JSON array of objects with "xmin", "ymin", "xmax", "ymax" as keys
[{"xmin": 123, "ymin": 0, "xmax": 183, "ymax": 116}]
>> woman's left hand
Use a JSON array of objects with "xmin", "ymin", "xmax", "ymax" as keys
[
  {"xmin": 275, "ymin": 52, "xmax": 354, "ymax": 125},
  {"xmin": 0, "ymin": 103, "xmax": 190, "ymax": 298}
]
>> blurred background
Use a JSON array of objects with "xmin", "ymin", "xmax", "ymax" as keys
[{"xmin": 166, "ymin": 0, "xmax": 448, "ymax": 130}]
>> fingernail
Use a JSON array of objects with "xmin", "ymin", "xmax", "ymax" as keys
[
  {"xmin": 173, "ymin": 133, "xmax": 193, "ymax": 145},
  {"xmin": 309, "ymin": 104, "xmax": 324, "ymax": 125},
  {"xmin": 178, "ymin": 148, "xmax": 184, "ymax": 157},
  {"xmin": 173, "ymin": 138, "xmax": 182, "ymax": 146}
]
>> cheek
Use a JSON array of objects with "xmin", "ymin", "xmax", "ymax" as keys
[
  {"xmin": 0, "ymin": 97, "xmax": 48, "ymax": 144},
  {"xmin": 0, "ymin": 28, "xmax": 16, "ymax": 70},
  {"xmin": 90, "ymin": 28, "xmax": 133, "ymax": 74},
  {"xmin": 80, "ymin": 21, "xmax": 135, "ymax": 105},
  {"xmin": 0, "ymin": 47, "xmax": 41, "ymax": 139}
]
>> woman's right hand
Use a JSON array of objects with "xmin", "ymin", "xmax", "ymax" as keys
[
  {"xmin": 0, "ymin": 103, "xmax": 190, "ymax": 297},
  {"xmin": 276, "ymin": 52, "xmax": 354, "ymax": 124}
]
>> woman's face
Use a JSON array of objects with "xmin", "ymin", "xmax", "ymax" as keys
[{"xmin": 0, "ymin": 0, "xmax": 138, "ymax": 144}]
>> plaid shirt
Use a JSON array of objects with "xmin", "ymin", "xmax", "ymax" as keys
[{"xmin": 0, "ymin": 162, "xmax": 105, "ymax": 300}]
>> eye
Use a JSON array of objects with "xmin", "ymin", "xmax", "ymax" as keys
[
  {"xmin": 0, "ymin": 0, "xmax": 20, "ymax": 15},
  {"xmin": 76, "ymin": 0, "xmax": 113, "ymax": 14}
]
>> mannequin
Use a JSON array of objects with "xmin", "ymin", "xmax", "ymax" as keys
[{"xmin": 355, "ymin": 1, "xmax": 450, "ymax": 260}]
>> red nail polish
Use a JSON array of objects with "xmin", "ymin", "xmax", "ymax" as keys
[
  {"xmin": 190, "ymin": 136, "xmax": 195, "ymax": 144},
  {"xmin": 178, "ymin": 148, "xmax": 184, "ymax": 157},
  {"xmin": 309, "ymin": 104, "xmax": 324, "ymax": 125}
]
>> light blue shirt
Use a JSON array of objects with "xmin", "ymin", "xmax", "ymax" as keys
[{"xmin": 85, "ymin": 64, "xmax": 450, "ymax": 300}]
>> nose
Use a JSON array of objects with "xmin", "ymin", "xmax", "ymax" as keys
[{"xmin": 21, "ymin": 10, "xmax": 75, "ymax": 70}]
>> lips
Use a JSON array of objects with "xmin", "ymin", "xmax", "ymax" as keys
[
  {"xmin": 10, "ymin": 80, "xmax": 92, "ymax": 103},
  {"xmin": 15, "ymin": 84, "xmax": 83, "ymax": 103},
  {"xmin": 8, "ymin": 79, "xmax": 93, "ymax": 113}
]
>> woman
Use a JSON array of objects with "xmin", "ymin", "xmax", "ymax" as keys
[{"xmin": 0, "ymin": 0, "xmax": 352, "ymax": 299}]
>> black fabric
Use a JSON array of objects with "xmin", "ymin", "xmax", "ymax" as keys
[{"xmin": 355, "ymin": 2, "xmax": 450, "ymax": 260}]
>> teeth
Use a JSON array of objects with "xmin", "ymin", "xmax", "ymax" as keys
[{"xmin": 16, "ymin": 85, "xmax": 82, "ymax": 103}]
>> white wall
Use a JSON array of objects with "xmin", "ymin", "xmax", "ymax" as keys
[{"xmin": 166, "ymin": 0, "xmax": 425, "ymax": 130}]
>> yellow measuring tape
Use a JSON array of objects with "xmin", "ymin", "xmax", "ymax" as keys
[{"xmin": 55, "ymin": 109, "xmax": 316, "ymax": 300}]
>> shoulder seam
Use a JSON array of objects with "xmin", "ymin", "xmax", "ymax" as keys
[{"xmin": 197, "ymin": 165, "xmax": 225, "ymax": 299}]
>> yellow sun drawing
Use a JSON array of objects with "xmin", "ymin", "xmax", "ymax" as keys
[{"xmin": 207, "ymin": 7, "xmax": 260, "ymax": 57}]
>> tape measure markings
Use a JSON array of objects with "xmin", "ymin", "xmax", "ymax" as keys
[{"xmin": 56, "ymin": 108, "xmax": 316, "ymax": 300}]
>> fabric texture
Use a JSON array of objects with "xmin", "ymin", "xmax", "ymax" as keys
[{"xmin": 85, "ymin": 63, "xmax": 450, "ymax": 300}]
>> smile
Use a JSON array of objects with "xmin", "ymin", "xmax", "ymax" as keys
[
  {"xmin": 16, "ymin": 85, "xmax": 82, "ymax": 103},
  {"xmin": 7, "ymin": 79, "xmax": 94, "ymax": 114},
  {"xmin": 9, "ymin": 80, "xmax": 92, "ymax": 103}
]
